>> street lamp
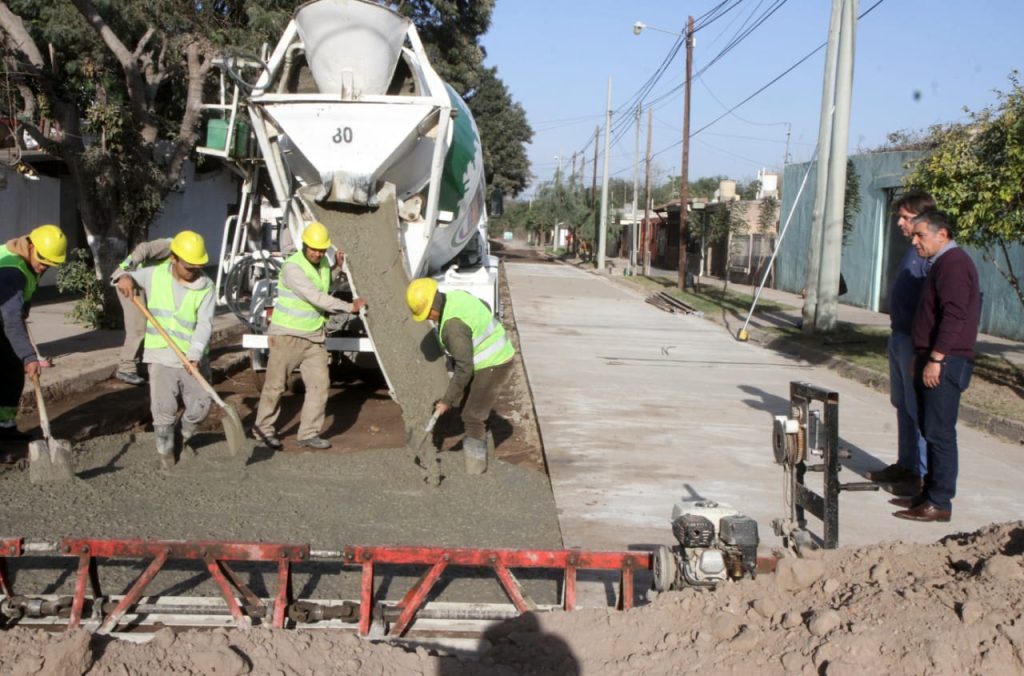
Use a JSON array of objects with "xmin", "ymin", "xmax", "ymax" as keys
[{"xmin": 635, "ymin": 17, "xmax": 695, "ymax": 290}]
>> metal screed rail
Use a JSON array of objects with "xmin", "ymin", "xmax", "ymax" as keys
[{"xmin": 0, "ymin": 537, "xmax": 651, "ymax": 636}]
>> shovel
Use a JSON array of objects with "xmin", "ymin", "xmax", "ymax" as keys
[
  {"xmin": 131, "ymin": 294, "xmax": 244, "ymax": 456},
  {"xmin": 408, "ymin": 409, "xmax": 441, "ymax": 486},
  {"xmin": 28, "ymin": 373, "xmax": 74, "ymax": 484}
]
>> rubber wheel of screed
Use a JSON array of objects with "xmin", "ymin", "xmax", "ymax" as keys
[{"xmin": 652, "ymin": 545, "xmax": 677, "ymax": 592}]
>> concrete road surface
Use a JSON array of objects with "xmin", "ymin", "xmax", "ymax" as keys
[{"xmin": 508, "ymin": 262, "xmax": 1024, "ymax": 554}]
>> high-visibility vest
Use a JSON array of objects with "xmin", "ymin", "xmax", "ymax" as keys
[
  {"xmin": 439, "ymin": 290, "xmax": 514, "ymax": 371},
  {"xmin": 0, "ymin": 244, "xmax": 37, "ymax": 302},
  {"xmin": 272, "ymin": 251, "xmax": 330, "ymax": 332},
  {"xmin": 143, "ymin": 261, "xmax": 211, "ymax": 354}
]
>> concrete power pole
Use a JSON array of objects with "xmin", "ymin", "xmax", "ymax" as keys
[
  {"xmin": 597, "ymin": 77, "xmax": 612, "ymax": 272},
  {"xmin": 803, "ymin": 0, "xmax": 842, "ymax": 332},
  {"xmin": 805, "ymin": 0, "xmax": 857, "ymax": 332},
  {"xmin": 643, "ymin": 108, "xmax": 653, "ymax": 275},
  {"xmin": 677, "ymin": 15, "xmax": 695, "ymax": 290},
  {"xmin": 631, "ymin": 103, "xmax": 641, "ymax": 274}
]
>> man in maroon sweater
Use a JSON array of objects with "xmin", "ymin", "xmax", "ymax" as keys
[{"xmin": 891, "ymin": 210, "xmax": 980, "ymax": 522}]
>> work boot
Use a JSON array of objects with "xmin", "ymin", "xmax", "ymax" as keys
[
  {"xmin": 155, "ymin": 425, "xmax": 176, "ymax": 470},
  {"xmin": 297, "ymin": 436, "xmax": 331, "ymax": 450},
  {"xmin": 181, "ymin": 420, "xmax": 200, "ymax": 454},
  {"xmin": 115, "ymin": 370, "xmax": 146, "ymax": 386},
  {"xmin": 252, "ymin": 427, "xmax": 283, "ymax": 450},
  {"xmin": 464, "ymin": 437, "xmax": 488, "ymax": 475}
]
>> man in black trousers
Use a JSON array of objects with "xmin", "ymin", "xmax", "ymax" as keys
[{"xmin": 891, "ymin": 210, "xmax": 981, "ymax": 523}]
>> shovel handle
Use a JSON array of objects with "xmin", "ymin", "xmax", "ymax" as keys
[
  {"xmin": 130, "ymin": 293, "xmax": 225, "ymax": 406},
  {"xmin": 30, "ymin": 372, "xmax": 52, "ymax": 441}
]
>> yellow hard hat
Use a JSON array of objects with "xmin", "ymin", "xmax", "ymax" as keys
[
  {"xmin": 406, "ymin": 278, "xmax": 438, "ymax": 322},
  {"xmin": 28, "ymin": 224, "xmax": 67, "ymax": 266},
  {"xmin": 302, "ymin": 221, "xmax": 331, "ymax": 250},
  {"xmin": 170, "ymin": 230, "xmax": 209, "ymax": 266}
]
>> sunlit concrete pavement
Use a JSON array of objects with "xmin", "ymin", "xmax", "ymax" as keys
[{"xmin": 507, "ymin": 261, "xmax": 1024, "ymax": 559}]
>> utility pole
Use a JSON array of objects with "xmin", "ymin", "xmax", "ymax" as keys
[
  {"xmin": 677, "ymin": 15, "xmax": 694, "ymax": 290},
  {"xmin": 570, "ymin": 151, "xmax": 577, "ymax": 190},
  {"xmin": 631, "ymin": 103, "xmax": 641, "ymax": 275},
  {"xmin": 597, "ymin": 77, "xmax": 612, "ymax": 272},
  {"xmin": 643, "ymin": 107, "xmax": 653, "ymax": 275},
  {"xmin": 803, "ymin": 0, "xmax": 856, "ymax": 332}
]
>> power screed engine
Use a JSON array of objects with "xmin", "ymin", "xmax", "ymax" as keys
[{"xmin": 652, "ymin": 500, "xmax": 759, "ymax": 591}]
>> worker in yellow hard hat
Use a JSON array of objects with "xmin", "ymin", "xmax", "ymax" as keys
[
  {"xmin": 406, "ymin": 277, "xmax": 515, "ymax": 474},
  {"xmin": 253, "ymin": 222, "xmax": 366, "ymax": 450},
  {"xmin": 111, "ymin": 237, "xmax": 174, "ymax": 385},
  {"xmin": 0, "ymin": 224, "xmax": 67, "ymax": 441},
  {"xmin": 114, "ymin": 229, "xmax": 214, "ymax": 470}
]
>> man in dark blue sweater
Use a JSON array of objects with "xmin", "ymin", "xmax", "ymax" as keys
[
  {"xmin": 891, "ymin": 210, "xmax": 980, "ymax": 523},
  {"xmin": 867, "ymin": 191, "xmax": 934, "ymax": 495}
]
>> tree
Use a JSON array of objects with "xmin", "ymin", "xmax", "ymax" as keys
[
  {"xmin": 0, "ymin": 0, "xmax": 291, "ymax": 320},
  {"xmin": 758, "ymin": 196, "xmax": 778, "ymax": 232},
  {"xmin": 466, "ymin": 66, "xmax": 532, "ymax": 198},
  {"xmin": 400, "ymin": 1, "xmax": 533, "ymax": 199},
  {"xmin": 906, "ymin": 72, "xmax": 1024, "ymax": 307},
  {"xmin": 706, "ymin": 201, "xmax": 748, "ymax": 294}
]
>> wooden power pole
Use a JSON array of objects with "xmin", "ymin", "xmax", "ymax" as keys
[{"xmin": 677, "ymin": 15, "xmax": 695, "ymax": 290}]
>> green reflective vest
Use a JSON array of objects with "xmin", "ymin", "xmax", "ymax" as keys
[
  {"xmin": 272, "ymin": 251, "xmax": 330, "ymax": 332},
  {"xmin": 0, "ymin": 243, "xmax": 37, "ymax": 302},
  {"xmin": 439, "ymin": 290, "xmax": 514, "ymax": 371},
  {"xmin": 143, "ymin": 261, "xmax": 211, "ymax": 354}
]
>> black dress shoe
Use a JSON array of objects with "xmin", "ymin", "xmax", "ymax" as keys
[
  {"xmin": 893, "ymin": 501, "xmax": 951, "ymax": 522},
  {"xmin": 889, "ymin": 476, "xmax": 924, "ymax": 497},
  {"xmin": 888, "ymin": 496, "xmax": 924, "ymax": 509},
  {"xmin": 866, "ymin": 464, "xmax": 915, "ymax": 483}
]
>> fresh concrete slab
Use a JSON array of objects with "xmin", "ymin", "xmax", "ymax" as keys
[{"xmin": 507, "ymin": 262, "xmax": 1024, "ymax": 555}]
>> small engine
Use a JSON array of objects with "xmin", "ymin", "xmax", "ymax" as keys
[{"xmin": 653, "ymin": 500, "xmax": 759, "ymax": 591}]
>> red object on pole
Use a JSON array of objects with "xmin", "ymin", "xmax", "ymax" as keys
[
  {"xmin": 343, "ymin": 545, "xmax": 651, "ymax": 637},
  {"xmin": 0, "ymin": 537, "xmax": 22, "ymax": 596},
  {"xmin": 61, "ymin": 538, "xmax": 309, "ymax": 631}
]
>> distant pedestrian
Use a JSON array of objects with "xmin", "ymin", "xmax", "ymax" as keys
[
  {"xmin": 891, "ymin": 210, "xmax": 980, "ymax": 523},
  {"xmin": 0, "ymin": 225, "xmax": 67, "ymax": 441},
  {"xmin": 111, "ymin": 238, "xmax": 172, "ymax": 385},
  {"xmin": 867, "ymin": 190, "xmax": 935, "ymax": 495}
]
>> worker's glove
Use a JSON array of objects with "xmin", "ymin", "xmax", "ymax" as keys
[{"xmin": 351, "ymin": 298, "xmax": 366, "ymax": 314}]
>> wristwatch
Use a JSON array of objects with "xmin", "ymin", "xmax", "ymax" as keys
[{"xmin": 928, "ymin": 356, "xmax": 945, "ymax": 364}]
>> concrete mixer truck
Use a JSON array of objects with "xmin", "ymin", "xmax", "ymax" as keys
[{"xmin": 197, "ymin": 0, "xmax": 498, "ymax": 396}]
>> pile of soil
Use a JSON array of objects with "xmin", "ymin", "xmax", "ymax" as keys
[{"xmin": 3, "ymin": 522, "xmax": 1021, "ymax": 674}]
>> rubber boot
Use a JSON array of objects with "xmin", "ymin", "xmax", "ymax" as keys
[
  {"xmin": 464, "ymin": 436, "xmax": 488, "ymax": 475},
  {"xmin": 155, "ymin": 424, "xmax": 175, "ymax": 471},
  {"xmin": 181, "ymin": 420, "xmax": 199, "ymax": 455}
]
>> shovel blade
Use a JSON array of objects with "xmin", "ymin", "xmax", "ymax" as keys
[
  {"xmin": 220, "ymin": 404, "xmax": 245, "ymax": 457},
  {"xmin": 28, "ymin": 438, "xmax": 74, "ymax": 484}
]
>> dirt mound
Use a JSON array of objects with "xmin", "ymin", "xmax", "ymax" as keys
[{"xmin": 2, "ymin": 522, "xmax": 1022, "ymax": 675}]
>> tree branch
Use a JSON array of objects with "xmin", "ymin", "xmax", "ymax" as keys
[{"xmin": 68, "ymin": 0, "xmax": 155, "ymax": 140}]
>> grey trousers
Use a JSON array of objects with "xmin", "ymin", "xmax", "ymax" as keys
[
  {"xmin": 117, "ymin": 289, "xmax": 148, "ymax": 374},
  {"xmin": 149, "ymin": 363, "xmax": 212, "ymax": 428},
  {"xmin": 461, "ymin": 360, "xmax": 514, "ymax": 441},
  {"xmin": 254, "ymin": 335, "xmax": 329, "ymax": 441}
]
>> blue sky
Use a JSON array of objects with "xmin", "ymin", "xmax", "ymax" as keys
[{"xmin": 479, "ymin": 0, "xmax": 1024, "ymax": 197}]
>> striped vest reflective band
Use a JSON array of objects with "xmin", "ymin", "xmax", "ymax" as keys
[
  {"xmin": 272, "ymin": 251, "xmax": 330, "ymax": 332},
  {"xmin": 439, "ymin": 290, "xmax": 514, "ymax": 371},
  {"xmin": 0, "ymin": 244, "xmax": 37, "ymax": 302},
  {"xmin": 143, "ymin": 261, "xmax": 211, "ymax": 354}
]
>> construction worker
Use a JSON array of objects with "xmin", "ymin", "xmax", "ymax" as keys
[
  {"xmin": 113, "ymin": 230, "xmax": 214, "ymax": 470},
  {"xmin": 112, "ymin": 238, "xmax": 172, "ymax": 385},
  {"xmin": 0, "ymin": 225, "xmax": 67, "ymax": 441},
  {"xmin": 405, "ymin": 278, "xmax": 515, "ymax": 474},
  {"xmin": 253, "ymin": 222, "xmax": 366, "ymax": 450}
]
